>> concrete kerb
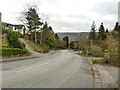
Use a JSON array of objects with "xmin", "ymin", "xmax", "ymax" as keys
[
  {"xmin": 0, "ymin": 50, "xmax": 56, "ymax": 63},
  {"xmin": 87, "ymin": 58, "xmax": 102, "ymax": 88},
  {"xmin": 0, "ymin": 56, "xmax": 39, "ymax": 63}
]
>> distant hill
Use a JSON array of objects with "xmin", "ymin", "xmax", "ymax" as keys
[{"xmin": 56, "ymin": 32, "xmax": 89, "ymax": 42}]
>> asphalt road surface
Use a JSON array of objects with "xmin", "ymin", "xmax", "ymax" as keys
[{"xmin": 2, "ymin": 50, "xmax": 94, "ymax": 88}]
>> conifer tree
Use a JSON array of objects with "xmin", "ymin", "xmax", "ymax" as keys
[
  {"xmin": 114, "ymin": 22, "xmax": 119, "ymax": 31},
  {"xmin": 63, "ymin": 36, "xmax": 69, "ymax": 48},
  {"xmin": 26, "ymin": 7, "xmax": 43, "ymax": 43},
  {"xmin": 98, "ymin": 23, "xmax": 107, "ymax": 40},
  {"xmin": 88, "ymin": 21, "xmax": 97, "ymax": 44}
]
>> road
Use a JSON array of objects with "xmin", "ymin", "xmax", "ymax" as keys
[{"xmin": 2, "ymin": 50, "xmax": 94, "ymax": 88}]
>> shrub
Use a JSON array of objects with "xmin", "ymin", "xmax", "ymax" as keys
[
  {"xmin": 92, "ymin": 50, "xmax": 104, "ymax": 57},
  {"xmin": 40, "ymin": 43, "xmax": 50, "ymax": 53},
  {"xmin": 55, "ymin": 39, "xmax": 66, "ymax": 49},
  {"xmin": 2, "ymin": 26, "xmax": 25, "ymax": 49},
  {"xmin": 1, "ymin": 47, "xmax": 29, "ymax": 56}
]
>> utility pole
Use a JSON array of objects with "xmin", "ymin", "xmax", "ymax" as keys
[
  {"xmin": 118, "ymin": 1, "xmax": 120, "ymax": 64},
  {"xmin": 0, "ymin": 12, "xmax": 2, "ymax": 33}
]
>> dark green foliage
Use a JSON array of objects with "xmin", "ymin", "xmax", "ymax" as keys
[
  {"xmin": 98, "ymin": 23, "xmax": 107, "ymax": 40},
  {"xmin": 63, "ymin": 36, "xmax": 69, "ymax": 48},
  {"xmin": 26, "ymin": 7, "xmax": 43, "ymax": 43},
  {"xmin": 40, "ymin": 43, "xmax": 50, "ymax": 53},
  {"xmin": 70, "ymin": 41, "xmax": 75, "ymax": 49},
  {"xmin": 88, "ymin": 21, "xmax": 98, "ymax": 44},
  {"xmin": 105, "ymin": 29, "xmax": 109, "ymax": 33},
  {"xmin": 54, "ymin": 33, "xmax": 59, "ymax": 39},
  {"xmin": 2, "ymin": 26, "xmax": 25, "ymax": 49},
  {"xmin": 26, "ymin": 7, "xmax": 42, "ymax": 31},
  {"xmin": 42, "ymin": 22, "xmax": 56, "ymax": 50},
  {"xmin": 1, "ymin": 47, "xmax": 28, "ymax": 56},
  {"xmin": 113, "ymin": 22, "xmax": 119, "ymax": 31}
]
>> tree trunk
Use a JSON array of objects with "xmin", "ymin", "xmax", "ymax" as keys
[
  {"xmin": 35, "ymin": 29, "xmax": 37, "ymax": 43},
  {"xmin": 40, "ymin": 32, "xmax": 42, "ymax": 45},
  {"xmin": 31, "ymin": 32, "xmax": 33, "ymax": 41}
]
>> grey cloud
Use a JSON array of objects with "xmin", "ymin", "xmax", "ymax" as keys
[
  {"xmin": 49, "ymin": 18, "xmax": 91, "ymax": 32},
  {"xmin": 91, "ymin": 1, "xmax": 118, "ymax": 16},
  {"xmin": 101, "ymin": 20, "xmax": 116, "ymax": 30}
]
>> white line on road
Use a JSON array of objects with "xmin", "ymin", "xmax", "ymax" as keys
[{"xmin": 17, "ymin": 63, "xmax": 48, "ymax": 72}]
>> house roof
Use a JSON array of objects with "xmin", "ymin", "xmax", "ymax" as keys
[
  {"xmin": 14, "ymin": 25, "xmax": 24, "ymax": 29},
  {"xmin": 2, "ymin": 22, "xmax": 14, "ymax": 26},
  {"xmin": 2, "ymin": 22, "xmax": 24, "ymax": 29}
]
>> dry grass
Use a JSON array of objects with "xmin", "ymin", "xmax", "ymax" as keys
[
  {"xmin": 25, "ymin": 39, "xmax": 49, "ymax": 53},
  {"xmin": 26, "ymin": 40, "xmax": 43, "ymax": 52}
]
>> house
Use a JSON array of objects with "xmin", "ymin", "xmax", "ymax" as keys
[{"xmin": 2, "ymin": 22, "xmax": 25, "ymax": 34}]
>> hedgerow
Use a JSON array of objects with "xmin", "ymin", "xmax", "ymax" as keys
[{"xmin": 1, "ymin": 47, "xmax": 28, "ymax": 56}]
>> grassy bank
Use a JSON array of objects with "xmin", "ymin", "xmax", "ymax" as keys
[
  {"xmin": 24, "ymin": 39, "xmax": 50, "ymax": 53},
  {"xmin": 92, "ymin": 59, "xmax": 120, "ymax": 67},
  {"xmin": 77, "ymin": 52, "xmax": 119, "ymax": 67}
]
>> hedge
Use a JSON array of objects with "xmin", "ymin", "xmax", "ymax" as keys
[{"xmin": 1, "ymin": 47, "xmax": 28, "ymax": 56}]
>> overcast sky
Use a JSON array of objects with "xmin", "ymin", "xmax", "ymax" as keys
[{"xmin": 0, "ymin": 0, "xmax": 119, "ymax": 32}]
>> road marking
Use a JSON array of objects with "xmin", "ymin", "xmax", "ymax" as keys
[{"xmin": 17, "ymin": 63, "xmax": 48, "ymax": 72}]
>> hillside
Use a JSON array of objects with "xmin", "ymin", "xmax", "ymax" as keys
[{"xmin": 57, "ymin": 32, "xmax": 89, "ymax": 41}]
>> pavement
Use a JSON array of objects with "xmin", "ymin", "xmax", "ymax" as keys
[
  {"xmin": 88, "ymin": 56, "xmax": 119, "ymax": 88},
  {"xmin": 1, "ymin": 50, "xmax": 94, "ymax": 88}
]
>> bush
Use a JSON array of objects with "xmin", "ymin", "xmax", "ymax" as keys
[
  {"xmin": 2, "ymin": 26, "xmax": 25, "ymax": 49},
  {"xmin": 92, "ymin": 50, "xmax": 104, "ymax": 57},
  {"xmin": 55, "ymin": 39, "xmax": 66, "ymax": 49},
  {"xmin": 40, "ymin": 43, "xmax": 50, "ymax": 53},
  {"xmin": 1, "ymin": 47, "xmax": 29, "ymax": 56}
]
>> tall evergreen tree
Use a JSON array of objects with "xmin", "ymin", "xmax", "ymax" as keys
[
  {"xmin": 114, "ymin": 22, "xmax": 119, "ymax": 31},
  {"xmin": 63, "ymin": 36, "xmax": 69, "ymax": 48},
  {"xmin": 106, "ymin": 28, "xmax": 109, "ymax": 33},
  {"xmin": 54, "ymin": 33, "xmax": 59, "ymax": 39},
  {"xmin": 42, "ymin": 22, "xmax": 56, "ymax": 49},
  {"xmin": 26, "ymin": 7, "xmax": 43, "ymax": 43},
  {"xmin": 98, "ymin": 23, "xmax": 107, "ymax": 40},
  {"xmin": 88, "ymin": 21, "xmax": 97, "ymax": 44}
]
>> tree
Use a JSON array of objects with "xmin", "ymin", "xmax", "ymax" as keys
[
  {"xmin": 54, "ymin": 33, "xmax": 59, "ymax": 39},
  {"xmin": 26, "ymin": 7, "xmax": 43, "ymax": 43},
  {"xmin": 63, "ymin": 36, "xmax": 69, "ymax": 48},
  {"xmin": 46, "ymin": 34, "xmax": 56, "ymax": 50},
  {"xmin": 106, "ymin": 29, "xmax": 109, "ymax": 33},
  {"xmin": 55, "ymin": 39, "xmax": 66, "ymax": 49},
  {"xmin": 88, "ymin": 21, "xmax": 97, "ymax": 44},
  {"xmin": 70, "ymin": 41, "xmax": 75, "ymax": 49},
  {"xmin": 114, "ymin": 22, "xmax": 119, "ymax": 31},
  {"xmin": 42, "ymin": 22, "xmax": 50, "ymax": 43},
  {"xmin": 105, "ymin": 29, "xmax": 109, "ymax": 38},
  {"xmin": 98, "ymin": 23, "xmax": 107, "ymax": 40},
  {"xmin": 42, "ymin": 22, "xmax": 56, "ymax": 50}
]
